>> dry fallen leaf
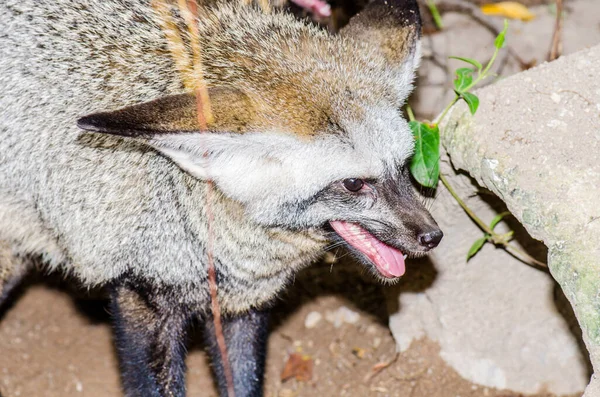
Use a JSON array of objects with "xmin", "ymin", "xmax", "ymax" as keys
[
  {"xmin": 352, "ymin": 347, "xmax": 366, "ymax": 359},
  {"xmin": 281, "ymin": 353, "xmax": 314, "ymax": 382},
  {"xmin": 481, "ymin": 2, "xmax": 535, "ymax": 21}
]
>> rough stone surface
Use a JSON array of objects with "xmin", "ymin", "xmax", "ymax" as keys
[
  {"xmin": 411, "ymin": 0, "xmax": 600, "ymax": 121},
  {"xmin": 586, "ymin": 375, "xmax": 600, "ymax": 397},
  {"xmin": 440, "ymin": 45, "xmax": 600, "ymax": 396},
  {"xmin": 388, "ymin": 152, "xmax": 590, "ymax": 394}
]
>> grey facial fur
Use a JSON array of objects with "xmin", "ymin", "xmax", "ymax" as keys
[{"xmin": 307, "ymin": 167, "xmax": 440, "ymax": 278}]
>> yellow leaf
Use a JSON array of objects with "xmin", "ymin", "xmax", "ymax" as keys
[
  {"xmin": 352, "ymin": 347, "xmax": 366, "ymax": 359},
  {"xmin": 481, "ymin": 2, "xmax": 535, "ymax": 21}
]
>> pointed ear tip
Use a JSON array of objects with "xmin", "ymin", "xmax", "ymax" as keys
[
  {"xmin": 77, "ymin": 114, "xmax": 118, "ymax": 134},
  {"xmin": 77, "ymin": 115, "xmax": 100, "ymax": 131}
]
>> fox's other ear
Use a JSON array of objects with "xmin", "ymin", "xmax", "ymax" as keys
[
  {"xmin": 341, "ymin": 0, "xmax": 421, "ymax": 97},
  {"xmin": 77, "ymin": 87, "xmax": 255, "ymax": 136}
]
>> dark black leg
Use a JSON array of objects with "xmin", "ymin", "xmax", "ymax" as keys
[
  {"xmin": 110, "ymin": 281, "xmax": 192, "ymax": 397},
  {"xmin": 203, "ymin": 308, "xmax": 270, "ymax": 397}
]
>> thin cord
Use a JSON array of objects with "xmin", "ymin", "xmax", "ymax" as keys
[{"xmin": 152, "ymin": 2, "xmax": 235, "ymax": 396}]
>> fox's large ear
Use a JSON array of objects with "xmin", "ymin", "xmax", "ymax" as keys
[
  {"xmin": 341, "ymin": 0, "xmax": 421, "ymax": 98},
  {"xmin": 77, "ymin": 87, "xmax": 260, "ymax": 184},
  {"xmin": 77, "ymin": 87, "xmax": 255, "ymax": 136}
]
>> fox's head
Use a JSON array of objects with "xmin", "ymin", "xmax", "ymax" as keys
[{"xmin": 78, "ymin": 0, "xmax": 442, "ymax": 280}]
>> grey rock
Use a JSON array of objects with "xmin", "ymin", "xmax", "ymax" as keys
[
  {"xmin": 304, "ymin": 311, "xmax": 323, "ymax": 329},
  {"xmin": 440, "ymin": 45, "xmax": 600, "ymax": 395},
  {"xmin": 389, "ymin": 151, "xmax": 590, "ymax": 394}
]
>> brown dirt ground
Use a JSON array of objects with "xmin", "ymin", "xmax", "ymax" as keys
[{"xmin": 0, "ymin": 261, "xmax": 581, "ymax": 397}]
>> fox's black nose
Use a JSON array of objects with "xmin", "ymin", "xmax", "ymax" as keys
[{"xmin": 418, "ymin": 230, "xmax": 443, "ymax": 249}]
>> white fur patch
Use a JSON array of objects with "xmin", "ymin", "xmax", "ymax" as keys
[{"xmin": 150, "ymin": 103, "xmax": 414, "ymax": 209}]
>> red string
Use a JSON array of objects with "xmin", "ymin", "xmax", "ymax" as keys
[
  {"xmin": 152, "ymin": 2, "xmax": 235, "ymax": 395},
  {"xmin": 196, "ymin": 89, "xmax": 236, "ymax": 397},
  {"xmin": 185, "ymin": 1, "xmax": 235, "ymax": 392}
]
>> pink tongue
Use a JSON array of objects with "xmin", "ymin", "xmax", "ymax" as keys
[{"xmin": 329, "ymin": 220, "xmax": 406, "ymax": 278}]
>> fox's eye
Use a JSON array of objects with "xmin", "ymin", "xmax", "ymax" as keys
[{"xmin": 342, "ymin": 178, "xmax": 364, "ymax": 192}]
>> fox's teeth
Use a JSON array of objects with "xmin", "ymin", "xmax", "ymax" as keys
[{"xmin": 403, "ymin": 254, "xmax": 408, "ymax": 260}]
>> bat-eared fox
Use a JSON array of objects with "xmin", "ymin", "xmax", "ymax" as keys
[{"xmin": 0, "ymin": 0, "xmax": 442, "ymax": 395}]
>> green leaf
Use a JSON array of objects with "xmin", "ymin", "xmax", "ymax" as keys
[
  {"xmin": 494, "ymin": 20, "xmax": 509, "ymax": 49},
  {"xmin": 449, "ymin": 56, "xmax": 483, "ymax": 71},
  {"xmin": 461, "ymin": 92, "xmax": 480, "ymax": 115},
  {"xmin": 467, "ymin": 237, "xmax": 487, "ymax": 261},
  {"xmin": 427, "ymin": 0, "xmax": 443, "ymax": 30},
  {"xmin": 489, "ymin": 211, "xmax": 510, "ymax": 230},
  {"xmin": 409, "ymin": 121, "xmax": 440, "ymax": 188},
  {"xmin": 454, "ymin": 68, "xmax": 473, "ymax": 92}
]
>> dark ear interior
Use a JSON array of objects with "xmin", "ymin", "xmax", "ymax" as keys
[
  {"xmin": 341, "ymin": 0, "xmax": 421, "ymax": 65},
  {"xmin": 77, "ymin": 87, "xmax": 255, "ymax": 137}
]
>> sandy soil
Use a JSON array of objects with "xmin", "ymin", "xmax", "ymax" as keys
[{"xmin": 0, "ymin": 263, "xmax": 580, "ymax": 397}]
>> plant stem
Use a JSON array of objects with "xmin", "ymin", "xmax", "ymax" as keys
[
  {"xmin": 436, "ymin": 96, "xmax": 459, "ymax": 125},
  {"xmin": 481, "ymin": 45, "xmax": 500, "ymax": 78},
  {"xmin": 504, "ymin": 244, "xmax": 548, "ymax": 268},
  {"xmin": 417, "ymin": 20, "xmax": 547, "ymax": 269},
  {"xmin": 406, "ymin": 105, "xmax": 416, "ymax": 122},
  {"xmin": 435, "ymin": 42, "xmax": 502, "ymax": 125},
  {"xmin": 439, "ymin": 173, "xmax": 492, "ymax": 234},
  {"xmin": 427, "ymin": 0, "xmax": 444, "ymax": 30},
  {"xmin": 440, "ymin": 173, "xmax": 547, "ymax": 268}
]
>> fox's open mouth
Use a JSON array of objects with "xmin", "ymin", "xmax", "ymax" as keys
[{"xmin": 329, "ymin": 220, "xmax": 407, "ymax": 279}]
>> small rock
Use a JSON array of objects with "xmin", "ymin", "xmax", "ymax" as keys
[
  {"xmin": 325, "ymin": 306, "xmax": 360, "ymax": 328},
  {"xmin": 372, "ymin": 337, "xmax": 382, "ymax": 349},
  {"xmin": 304, "ymin": 311, "xmax": 322, "ymax": 329},
  {"xmin": 551, "ymin": 92, "xmax": 562, "ymax": 103}
]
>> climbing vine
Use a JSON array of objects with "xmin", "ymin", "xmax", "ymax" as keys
[{"xmin": 408, "ymin": 21, "xmax": 546, "ymax": 267}]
